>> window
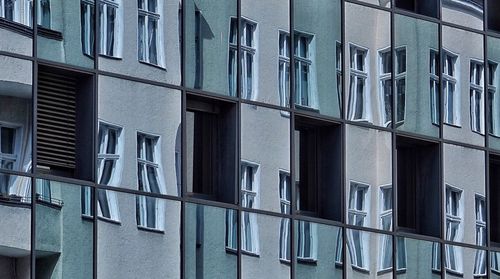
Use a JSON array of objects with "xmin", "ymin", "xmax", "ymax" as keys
[
  {"xmin": 0, "ymin": 0, "xmax": 17, "ymax": 22},
  {"xmin": 99, "ymin": 0, "xmax": 121, "ymax": 57},
  {"xmin": 348, "ymin": 44, "xmax": 370, "ymax": 122},
  {"xmin": 229, "ymin": 18, "xmax": 256, "ymax": 99},
  {"xmin": 492, "ymin": 252, "xmax": 500, "ymax": 274},
  {"xmin": 138, "ymin": 0, "xmax": 164, "ymax": 67},
  {"xmin": 379, "ymin": 48, "xmax": 391, "ymax": 126},
  {"xmin": 97, "ymin": 122, "xmax": 122, "ymax": 185},
  {"xmin": 445, "ymin": 185, "xmax": 463, "ymax": 273},
  {"xmin": 395, "ymin": 0, "xmax": 438, "ymax": 18},
  {"xmin": 294, "ymin": 33, "xmax": 314, "ymax": 108},
  {"xmin": 395, "ymin": 47, "xmax": 406, "ymax": 124},
  {"xmin": 379, "ymin": 186, "xmax": 392, "ymax": 271},
  {"xmin": 474, "ymin": 195, "xmax": 486, "ymax": 276},
  {"xmin": 432, "ymin": 242, "xmax": 441, "ymax": 272},
  {"xmin": 81, "ymin": 186, "xmax": 93, "ymax": 217},
  {"xmin": 488, "ymin": 61, "xmax": 499, "ymax": 136},
  {"xmin": 97, "ymin": 189, "xmax": 120, "ymax": 221},
  {"xmin": 470, "ymin": 60, "xmax": 484, "ymax": 133},
  {"xmin": 0, "ymin": 125, "xmax": 20, "ymax": 171},
  {"xmin": 443, "ymin": 50, "xmax": 459, "ymax": 126},
  {"xmin": 279, "ymin": 32, "xmax": 290, "ymax": 107},
  {"xmin": 37, "ymin": 0, "xmax": 50, "ymax": 28},
  {"xmin": 279, "ymin": 172, "xmax": 291, "ymax": 261},
  {"xmin": 347, "ymin": 182, "xmax": 369, "ymax": 269},
  {"xmin": 430, "ymin": 49, "xmax": 440, "ymax": 125},
  {"xmin": 81, "ymin": 0, "xmax": 95, "ymax": 56},
  {"xmin": 241, "ymin": 162, "xmax": 259, "ymax": 254},
  {"xmin": 136, "ymin": 133, "xmax": 166, "ymax": 230},
  {"xmin": 335, "ymin": 229, "xmax": 343, "ymax": 265},
  {"xmin": 225, "ymin": 208, "xmax": 237, "ymax": 250},
  {"xmin": 296, "ymin": 220, "xmax": 317, "ymax": 261}
]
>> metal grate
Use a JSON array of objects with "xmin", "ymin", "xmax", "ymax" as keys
[{"xmin": 37, "ymin": 71, "xmax": 77, "ymax": 169}]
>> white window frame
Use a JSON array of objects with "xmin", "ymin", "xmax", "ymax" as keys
[
  {"xmin": 296, "ymin": 220, "xmax": 317, "ymax": 262},
  {"xmin": 445, "ymin": 184, "xmax": 463, "ymax": 274},
  {"xmin": 97, "ymin": 121, "xmax": 123, "ymax": 186},
  {"xmin": 228, "ymin": 17, "xmax": 238, "ymax": 97},
  {"xmin": 294, "ymin": 31, "xmax": 316, "ymax": 109},
  {"xmin": 474, "ymin": 194, "xmax": 486, "ymax": 277},
  {"xmin": 378, "ymin": 47, "xmax": 392, "ymax": 127},
  {"xmin": 279, "ymin": 171, "xmax": 291, "ymax": 262},
  {"xmin": 334, "ymin": 228, "xmax": 343, "ymax": 266},
  {"xmin": 99, "ymin": 0, "xmax": 122, "ymax": 57},
  {"xmin": 241, "ymin": 161, "xmax": 259, "ymax": 255},
  {"xmin": 241, "ymin": 18, "xmax": 257, "ymax": 100},
  {"xmin": 0, "ymin": 0, "xmax": 19, "ymax": 23},
  {"xmin": 492, "ymin": 252, "xmax": 500, "ymax": 275},
  {"xmin": 432, "ymin": 242, "xmax": 441, "ymax": 272},
  {"xmin": 348, "ymin": 44, "xmax": 371, "ymax": 123},
  {"xmin": 379, "ymin": 185, "xmax": 394, "ymax": 272},
  {"xmin": 225, "ymin": 208, "xmax": 237, "ymax": 251},
  {"xmin": 430, "ymin": 49, "xmax": 440, "ymax": 125},
  {"xmin": 470, "ymin": 59, "xmax": 485, "ymax": 134},
  {"xmin": 136, "ymin": 132, "xmax": 166, "ymax": 231},
  {"xmin": 278, "ymin": 31, "xmax": 290, "ymax": 108},
  {"xmin": 395, "ymin": 46, "xmax": 407, "ymax": 125},
  {"xmin": 97, "ymin": 188, "xmax": 120, "ymax": 222},
  {"xmin": 36, "ymin": 0, "xmax": 50, "ymax": 28},
  {"xmin": 443, "ymin": 49, "xmax": 461, "ymax": 126},
  {"xmin": 138, "ymin": 0, "xmax": 164, "ymax": 67},
  {"xmin": 347, "ymin": 181, "xmax": 369, "ymax": 270},
  {"xmin": 336, "ymin": 41, "xmax": 342, "ymax": 110},
  {"xmin": 81, "ymin": 186, "xmax": 92, "ymax": 217},
  {"xmin": 489, "ymin": 60, "xmax": 500, "ymax": 136},
  {"xmin": 81, "ymin": 0, "xmax": 95, "ymax": 56}
]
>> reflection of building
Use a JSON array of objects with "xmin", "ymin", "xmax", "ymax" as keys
[{"xmin": 1, "ymin": 0, "xmax": 500, "ymax": 278}]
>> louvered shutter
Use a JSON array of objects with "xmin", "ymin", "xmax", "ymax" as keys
[{"xmin": 37, "ymin": 71, "xmax": 77, "ymax": 170}]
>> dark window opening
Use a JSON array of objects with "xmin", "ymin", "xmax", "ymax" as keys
[
  {"xmin": 186, "ymin": 94, "xmax": 237, "ymax": 203},
  {"xmin": 395, "ymin": 0, "xmax": 439, "ymax": 18},
  {"xmin": 396, "ymin": 136, "xmax": 440, "ymax": 237},
  {"xmin": 488, "ymin": 0, "xmax": 500, "ymax": 32},
  {"xmin": 295, "ymin": 115, "xmax": 341, "ymax": 221},
  {"xmin": 490, "ymin": 154, "xmax": 500, "ymax": 246},
  {"xmin": 36, "ymin": 65, "xmax": 94, "ymax": 181}
]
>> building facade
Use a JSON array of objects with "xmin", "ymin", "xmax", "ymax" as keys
[{"xmin": 0, "ymin": 0, "xmax": 499, "ymax": 278}]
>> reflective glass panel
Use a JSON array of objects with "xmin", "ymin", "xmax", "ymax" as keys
[
  {"xmin": 346, "ymin": 125, "xmax": 392, "ymax": 230},
  {"xmin": 185, "ymin": 0, "xmax": 237, "ymax": 95},
  {"xmin": 491, "ymin": 251, "xmax": 500, "ymax": 279},
  {"xmin": 98, "ymin": 190, "xmax": 180, "ymax": 278},
  {"xmin": 442, "ymin": 0, "xmax": 484, "ymax": 31},
  {"xmin": 0, "ymin": 173, "xmax": 31, "ymax": 279},
  {"xmin": 294, "ymin": 220, "xmax": 342, "ymax": 279},
  {"xmin": 35, "ymin": 179, "xmax": 93, "ymax": 279},
  {"xmin": 444, "ymin": 245, "xmax": 486, "ymax": 278},
  {"xmin": 396, "ymin": 237, "xmax": 441, "ymax": 279},
  {"xmin": 395, "ymin": 14, "xmax": 439, "ymax": 138},
  {"xmin": 185, "ymin": 203, "xmax": 237, "ymax": 279},
  {"xmin": 293, "ymin": 0, "xmax": 341, "ymax": 117},
  {"xmin": 241, "ymin": 104, "xmax": 290, "ymax": 213},
  {"xmin": 0, "ymin": 0, "xmax": 33, "ymax": 55},
  {"xmin": 345, "ymin": 3, "xmax": 391, "ymax": 128},
  {"xmin": 0, "ymin": 56, "xmax": 32, "ymax": 174},
  {"xmin": 487, "ymin": 36, "xmax": 500, "ymax": 151},
  {"xmin": 346, "ymin": 229, "xmax": 393, "ymax": 277},
  {"xmin": 98, "ymin": 76, "xmax": 181, "ymax": 196}
]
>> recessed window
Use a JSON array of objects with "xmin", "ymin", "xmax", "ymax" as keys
[
  {"xmin": 294, "ymin": 32, "xmax": 314, "ymax": 108},
  {"xmin": 81, "ymin": 0, "xmax": 95, "ymax": 56},
  {"xmin": 474, "ymin": 195, "xmax": 487, "ymax": 276},
  {"xmin": 395, "ymin": 0, "xmax": 439, "ymax": 18},
  {"xmin": 279, "ymin": 171, "xmax": 291, "ymax": 261},
  {"xmin": 443, "ymin": 50, "xmax": 460, "ymax": 126},
  {"xmin": 445, "ymin": 185, "xmax": 463, "ymax": 273},
  {"xmin": 347, "ymin": 182, "xmax": 369, "ymax": 270},
  {"xmin": 97, "ymin": 122, "xmax": 122, "ymax": 185},
  {"xmin": 225, "ymin": 208, "xmax": 237, "ymax": 251},
  {"xmin": 278, "ymin": 32, "xmax": 290, "ymax": 107},
  {"xmin": 228, "ymin": 18, "xmax": 256, "ymax": 99},
  {"xmin": 430, "ymin": 49, "xmax": 440, "ymax": 125},
  {"xmin": 138, "ymin": 0, "xmax": 164, "ymax": 67},
  {"xmin": 488, "ymin": 61, "xmax": 499, "ymax": 136},
  {"xmin": 296, "ymin": 220, "xmax": 317, "ymax": 262},
  {"xmin": 379, "ymin": 48, "xmax": 391, "ymax": 127},
  {"xmin": 186, "ymin": 95, "xmax": 237, "ymax": 203},
  {"xmin": 37, "ymin": 0, "xmax": 50, "ymax": 28},
  {"xmin": 97, "ymin": 188, "xmax": 120, "ymax": 221},
  {"xmin": 295, "ymin": 116, "xmax": 341, "ymax": 221},
  {"xmin": 395, "ymin": 47, "xmax": 407, "ymax": 124},
  {"xmin": 470, "ymin": 60, "xmax": 484, "ymax": 133},
  {"xmin": 0, "ymin": 0, "xmax": 32, "ymax": 26},
  {"xmin": 348, "ymin": 44, "xmax": 370, "ymax": 122},
  {"xmin": 241, "ymin": 162, "xmax": 259, "ymax": 254},
  {"xmin": 0, "ymin": 125, "xmax": 20, "ymax": 171},
  {"xmin": 99, "ymin": 0, "xmax": 121, "ymax": 57}
]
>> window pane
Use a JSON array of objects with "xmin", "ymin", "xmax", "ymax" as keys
[
  {"xmin": 442, "ymin": 0, "xmax": 483, "ymax": 31},
  {"xmin": 396, "ymin": 237, "xmax": 441, "ymax": 278},
  {"xmin": 346, "ymin": 229, "xmax": 393, "ymax": 277}
]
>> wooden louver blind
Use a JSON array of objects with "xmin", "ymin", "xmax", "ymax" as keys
[{"xmin": 37, "ymin": 71, "xmax": 77, "ymax": 169}]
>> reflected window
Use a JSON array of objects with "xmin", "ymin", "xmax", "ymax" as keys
[
  {"xmin": 470, "ymin": 60, "xmax": 484, "ymax": 133},
  {"xmin": 81, "ymin": 187, "xmax": 93, "ymax": 217},
  {"xmin": 348, "ymin": 44, "xmax": 370, "ymax": 122},
  {"xmin": 297, "ymin": 221, "xmax": 317, "ymax": 261},
  {"xmin": 379, "ymin": 186, "xmax": 392, "ymax": 271},
  {"xmin": 228, "ymin": 17, "xmax": 237, "ymax": 97},
  {"xmin": 136, "ymin": 133, "xmax": 165, "ymax": 230},
  {"xmin": 1, "ymin": 0, "xmax": 31, "ymax": 26},
  {"xmin": 379, "ymin": 48, "xmax": 391, "ymax": 127},
  {"xmin": 430, "ymin": 49, "xmax": 440, "ymax": 125},
  {"xmin": 81, "ymin": 0, "xmax": 95, "ymax": 56},
  {"xmin": 432, "ymin": 242, "xmax": 441, "ymax": 272},
  {"xmin": 493, "ymin": 252, "xmax": 500, "ymax": 274},
  {"xmin": 443, "ymin": 50, "xmax": 460, "ymax": 126},
  {"xmin": 225, "ymin": 209, "xmax": 237, "ymax": 251},
  {"xmin": 229, "ymin": 18, "xmax": 256, "ymax": 99},
  {"xmin": 336, "ymin": 42, "xmax": 342, "ymax": 109},
  {"xmin": 335, "ymin": 229, "xmax": 342, "ymax": 265},
  {"xmin": 37, "ymin": 0, "xmax": 50, "ymax": 28},
  {"xmin": 488, "ymin": 61, "xmax": 499, "ymax": 136},
  {"xmin": 279, "ymin": 172, "xmax": 291, "ymax": 261},
  {"xmin": 347, "ymin": 182, "xmax": 369, "ymax": 269},
  {"xmin": 294, "ymin": 32, "xmax": 314, "ymax": 108},
  {"xmin": 278, "ymin": 32, "xmax": 290, "ymax": 107},
  {"xmin": 99, "ymin": 0, "xmax": 121, "ymax": 57},
  {"xmin": 395, "ymin": 47, "xmax": 406, "ymax": 124},
  {"xmin": 474, "ymin": 195, "xmax": 487, "ymax": 276},
  {"xmin": 97, "ymin": 122, "xmax": 122, "ymax": 185},
  {"xmin": 97, "ymin": 189, "xmax": 120, "ymax": 221},
  {"xmin": 138, "ymin": 0, "xmax": 164, "ymax": 67},
  {"xmin": 0, "ymin": 125, "xmax": 19, "ymax": 171},
  {"xmin": 445, "ymin": 185, "xmax": 463, "ymax": 273},
  {"xmin": 241, "ymin": 162, "xmax": 259, "ymax": 254}
]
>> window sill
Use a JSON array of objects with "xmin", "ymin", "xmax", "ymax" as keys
[
  {"xmin": 137, "ymin": 225, "xmax": 165, "ymax": 234},
  {"xmin": 36, "ymin": 198, "xmax": 63, "ymax": 210},
  {"xmin": 431, "ymin": 268, "xmax": 441, "ymax": 274},
  {"xmin": 99, "ymin": 54, "xmax": 122, "ymax": 60},
  {"xmin": 396, "ymin": 268, "xmax": 407, "ymax": 275},
  {"xmin": 0, "ymin": 18, "xmax": 32, "ymax": 37},
  {"xmin": 295, "ymin": 104, "xmax": 320, "ymax": 113},
  {"xmin": 445, "ymin": 268, "xmax": 463, "ymax": 277},
  {"xmin": 351, "ymin": 265, "xmax": 370, "ymax": 274},
  {"xmin": 280, "ymin": 110, "xmax": 290, "ymax": 118},
  {"xmin": 377, "ymin": 268, "xmax": 393, "ymax": 276},
  {"xmin": 97, "ymin": 216, "xmax": 122, "ymax": 225},
  {"xmin": 138, "ymin": 60, "xmax": 166, "ymax": 70},
  {"xmin": 492, "ymin": 269, "xmax": 500, "ymax": 276},
  {"xmin": 37, "ymin": 26, "xmax": 63, "ymax": 41},
  {"xmin": 335, "ymin": 261, "xmax": 343, "ymax": 269},
  {"xmin": 0, "ymin": 195, "xmax": 31, "ymax": 207},
  {"xmin": 297, "ymin": 257, "xmax": 317, "ymax": 265},
  {"xmin": 279, "ymin": 258, "xmax": 291, "ymax": 265},
  {"xmin": 443, "ymin": 122, "xmax": 462, "ymax": 128},
  {"xmin": 225, "ymin": 247, "xmax": 238, "ymax": 255},
  {"xmin": 81, "ymin": 214, "xmax": 94, "ymax": 221},
  {"xmin": 471, "ymin": 129, "xmax": 485, "ymax": 136},
  {"xmin": 241, "ymin": 250, "xmax": 260, "ymax": 258}
]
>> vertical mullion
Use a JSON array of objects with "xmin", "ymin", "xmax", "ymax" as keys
[
  {"xmin": 390, "ymin": 1, "xmax": 398, "ymax": 278},
  {"xmin": 289, "ymin": 0, "xmax": 296, "ymax": 277},
  {"xmin": 237, "ymin": 0, "xmax": 242, "ymax": 277},
  {"xmin": 31, "ymin": 0, "xmax": 38, "ymax": 275},
  {"xmin": 93, "ymin": 0, "xmax": 100, "ymax": 278},
  {"xmin": 340, "ymin": 0, "xmax": 347, "ymax": 278},
  {"xmin": 484, "ymin": 2, "xmax": 491, "ymax": 277}
]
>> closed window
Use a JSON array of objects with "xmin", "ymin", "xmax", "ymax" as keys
[
  {"xmin": 445, "ymin": 185, "xmax": 463, "ymax": 273},
  {"xmin": 474, "ymin": 195, "xmax": 486, "ymax": 276},
  {"xmin": 294, "ymin": 33, "xmax": 314, "ymax": 108},
  {"xmin": 225, "ymin": 208, "xmax": 237, "ymax": 250},
  {"xmin": 81, "ymin": 0, "xmax": 95, "ymax": 56},
  {"xmin": 395, "ymin": 47, "xmax": 406, "ymax": 124},
  {"xmin": 138, "ymin": 0, "xmax": 164, "ymax": 67},
  {"xmin": 379, "ymin": 48, "xmax": 391, "ymax": 127},
  {"xmin": 379, "ymin": 186, "xmax": 392, "ymax": 271},
  {"xmin": 430, "ymin": 49, "xmax": 440, "ymax": 125},
  {"xmin": 278, "ymin": 32, "xmax": 290, "ymax": 107},
  {"xmin": 488, "ymin": 61, "xmax": 499, "ymax": 136},
  {"xmin": 99, "ymin": 0, "xmax": 121, "ymax": 57},
  {"xmin": 136, "ymin": 133, "xmax": 166, "ymax": 230},
  {"xmin": 470, "ymin": 60, "xmax": 484, "ymax": 133},
  {"xmin": 492, "ymin": 252, "xmax": 500, "ymax": 274},
  {"xmin": 97, "ymin": 188, "xmax": 120, "ymax": 221},
  {"xmin": 443, "ymin": 50, "xmax": 460, "ymax": 126},
  {"xmin": 279, "ymin": 172, "xmax": 291, "ymax": 261},
  {"xmin": 229, "ymin": 18, "xmax": 256, "ymax": 99},
  {"xmin": 296, "ymin": 220, "xmax": 317, "ymax": 261},
  {"xmin": 0, "ymin": 0, "xmax": 32, "ymax": 25},
  {"xmin": 228, "ymin": 17, "xmax": 237, "ymax": 97},
  {"xmin": 347, "ymin": 182, "xmax": 369, "ymax": 269},
  {"xmin": 336, "ymin": 42, "xmax": 342, "ymax": 110},
  {"xmin": 0, "ymin": 125, "xmax": 19, "ymax": 171},
  {"xmin": 97, "ymin": 122, "xmax": 122, "ymax": 185},
  {"xmin": 0, "ymin": 0, "xmax": 17, "ymax": 22},
  {"xmin": 37, "ymin": 0, "xmax": 50, "ymax": 28},
  {"xmin": 348, "ymin": 44, "xmax": 370, "ymax": 122},
  {"xmin": 241, "ymin": 162, "xmax": 259, "ymax": 254}
]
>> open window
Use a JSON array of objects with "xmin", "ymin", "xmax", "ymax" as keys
[
  {"xmin": 294, "ymin": 115, "xmax": 341, "ymax": 221},
  {"xmin": 396, "ymin": 136, "xmax": 440, "ymax": 237},
  {"xmin": 186, "ymin": 94, "xmax": 237, "ymax": 203},
  {"xmin": 36, "ymin": 65, "xmax": 94, "ymax": 181}
]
